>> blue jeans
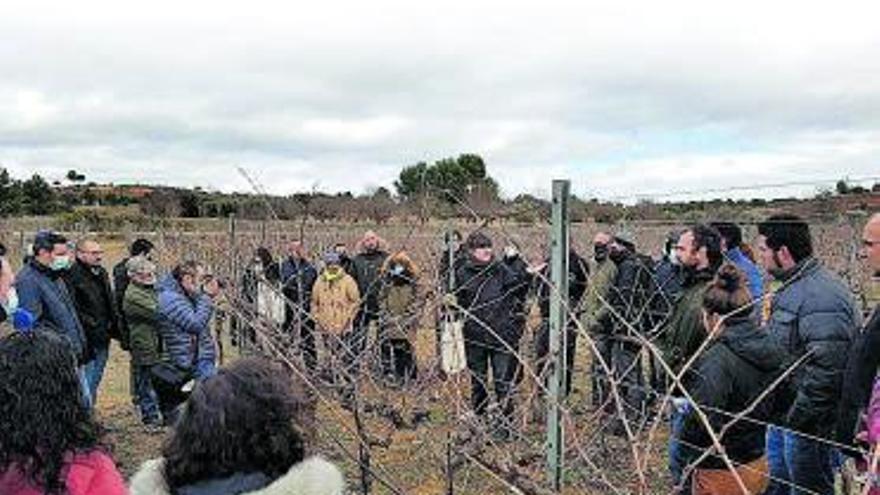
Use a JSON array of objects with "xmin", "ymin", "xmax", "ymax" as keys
[
  {"xmin": 84, "ymin": 345, "xmax": 109, "ymax": 406},
  {"xmin": 766, "ymin": 427, "xmax": 838, "ymax": 495},
  {"xmin": 765, "ymin": 427, "xmax": 788, "ymax": 495},
  {"xmin": 135, "ymin": 364, "xmax": 161, "ymax": 424},
  {"xmin": 77, "ymin": 366, "xmax": 92, "ymax": 410},
  {"xmin": 668, "ymin": 405, "xmax": 688, "ymax": 485}
]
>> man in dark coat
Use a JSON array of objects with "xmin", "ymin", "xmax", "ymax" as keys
[
  {"xmin": 758, "ymin": 214, "xmax": 860, "ymax": 495},
  {"xmin": 15, "ymin": 230, "xmax": 89, "ymax": 406},
  {"xmin": 533, "ymin": 247, "xmax": 589, "ymax": 397},
  {"xmin": 659, "ymin": 224, "xmax": 723, "ymax": 486},
  {"xmin": 450, "ymin": 232, "xmax": 530, "ymax": 439},
  {"xmin": 64, "ymin": 238, "xmax": 120, "ymax": 407},
  {"xmin": 351, "ymin": 231, "xmax": 389, "ymax": 360},
  {"xmin": 837, "ymin": 213, "xmax": 880, "ymax": 450},
  {"xmin": 596, "ymin": 234, "xmax": 658, "ymax": 432},
  {"xmin": 280, "ymin": 240, "xmax": 319, "ymax": 371}
]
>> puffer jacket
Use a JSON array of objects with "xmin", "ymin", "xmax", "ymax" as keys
[
  {"xmin": 765, "ymin": 257, "xmax": 861, "ymax": 437},
  {"xmin": 680, "ymin": 317, "xmax": 787, "ymax": 469},
  {"xmin": 660, "ymin": 267, "xmax": 715, "ymax": 379},
  {"xmin": 0, "ymin": 450, "xmax": 126, "ymax": 495},
  {"xmin": 156, "ymin": 274, "xmax": 215, "ymax": 370},
  {"xmin": 123, "ymin": 281, "xmax": 161, "ymax": 366},
  {"xmin": 15, "ymin": 260, "xmax": 87, "ymax": 362},
  {"xmin": 453, "ymin": 257, "xmax": 529, "ymax": 349},
  {"xmin": 311, "ymin": 269, "xmax": 360, "ymax": 335},
  {"xmin": 129, "ymin": 456, "xmax": 345, "ymax": 495},
  {"xmin": 378, "ymin": 253, "xmax": 420, "ymax": 341}
]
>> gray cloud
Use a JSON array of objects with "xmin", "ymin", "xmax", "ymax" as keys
[{"xmin": 1, "ymin": 1, "xmax": 879, "ymax": 200}]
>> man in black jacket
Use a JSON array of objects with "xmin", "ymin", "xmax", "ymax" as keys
[
  {"xmin": 280, "ymin": 240, "xmax": 319, "ymax": 371},
  {"xmin": 597, "ymin": 235, "xmax": 656, "ymax": 430},
  {"xmin": 451, "ymin": 232, "xmax": 530, "ymax": 438},
  {"xmin": 65, "ymin": 238, "xmax": 119, "ymax": 407},
  {"xmin": 351, "ymin": 231, "xmax": 389, "ymax": 360},
  {"xmin": 533, "ymin": 248, "xmax": 589, "ymax": 397},
  {"xmin": 836, "ymin": 213, "xmax": 880, "ymax": 451}
]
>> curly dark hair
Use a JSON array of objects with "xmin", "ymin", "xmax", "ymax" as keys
[
  {"xmin": 162, "ymin": 358, "xmax": 315, "ymax": 489},
  {"xmin": 0, "ymin": 332, "xmax": 102, "ymax": 494}
]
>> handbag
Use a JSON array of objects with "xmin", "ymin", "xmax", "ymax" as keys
[{"xmin": 440, "ymin": 314, "xmax": 467, "ymax": 375}]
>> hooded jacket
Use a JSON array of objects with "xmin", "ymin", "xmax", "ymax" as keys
[
  {"xmin": 680, "ymin": 317, "xmax": 787, "ymax": 469},
  {"xmin": 378, "ymin": 252, "xmax": 420, "ymax": 341},
  {"xmin": 15, "ymin": 260, "xmax": 87, "ymax": 362},
  {"xmin": 64, "ymin": 260, "xmax": 119, "ymax": 354},
  {"xmin": 156, "ymin": 274, "xmax": 215, "ymax": 370},
  {"xmin": 765, "ymin": 258, "xmax": 860, "ymax": 437},
  {"xmin": 129, "ymin": 456, "xmax": 345, "ymax": 495},
  {"xmin": 311, "ymin": 268, "xmax": 360, "ymax": 335}
]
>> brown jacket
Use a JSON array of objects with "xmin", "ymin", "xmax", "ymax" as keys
[
  {"xmin": 311, "ymin": 270, "xmax": 360, "ymax": 335},
  {"xmin": 378, "ymin": 252, "xmax": 421, "ymax": 341}
]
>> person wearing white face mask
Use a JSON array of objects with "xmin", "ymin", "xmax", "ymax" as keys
[{"xmin": 15, "ymin": 230, "xmax": 90, "ymax": 407}]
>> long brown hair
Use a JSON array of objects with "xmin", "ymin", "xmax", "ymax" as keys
[{"xmin": 702, "ymin": 263, "xmax": 753, "ymax": 318}]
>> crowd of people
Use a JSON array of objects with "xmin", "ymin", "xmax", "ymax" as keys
[{"xmin": 0, "ymin": 212, "xmax": 877, "ymax": 495}]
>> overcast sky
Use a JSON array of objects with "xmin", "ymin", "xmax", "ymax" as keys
[{"xmin": 1, "ymin": 0, "xmax": 878, "ymax": 202}]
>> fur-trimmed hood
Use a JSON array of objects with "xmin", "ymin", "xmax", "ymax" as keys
[
  {"xmin": 380, "ymin": 251, "xmax": 420, "ymax": 280},
  {"xmin": 129, "ymin": 456, "xmax": 345, "ymax": 495}
]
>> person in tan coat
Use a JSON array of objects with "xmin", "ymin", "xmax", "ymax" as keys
[{"xmin": 311, "ymin": 251, "xmax": 360, "ymax": 405}]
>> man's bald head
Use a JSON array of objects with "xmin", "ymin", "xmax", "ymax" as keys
[
  {"xmin": 593, "ymin": 232, "xmax": 612, "ymax": 245},
  {"xmin": 862, "ymin": 213, "xmax": 880, "ymax": 274},
  {"xmin": 75, "ymin": 239, "xmax": 104, "ymax": 267}
]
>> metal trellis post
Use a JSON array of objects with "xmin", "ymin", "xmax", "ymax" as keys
[{"xmin": 547, "ymin": 179, "xmax": 570, "ymax": 491}]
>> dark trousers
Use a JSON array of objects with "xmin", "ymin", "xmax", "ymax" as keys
[
  {"xmin": 353, "ymin": 307, "xmax": 378, "ymax": 358},
  {"xmin": 590, "ymin": 333, "xmax": 615, "ymax": 408},
  {"xmin": 466, "ymin": 342, "xmax": 516, "ymax": 418},
  {"xmin": 379, "ymin": 338, "xmax": 417, "ymax": 383},
  {"xmin": 535, "ymin": 321, "xmax": 578, "ymax": 396},
  {"xmin": 591, "ymin": 335, "xmax": 644, "ymax": 420},
  {"xmin": 324, "ymin": 331, "xmax": 360, "ymax": 402},
  {"xmin": 283, "ymin": 303, "xmax": 317, "ymax": 371}
]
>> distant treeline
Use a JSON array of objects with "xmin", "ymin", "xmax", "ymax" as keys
[{"xmin": 1, "ymin": 158, "xmax": 877, "ymax": 225}]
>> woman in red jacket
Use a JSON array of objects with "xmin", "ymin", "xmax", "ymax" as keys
[{"xmin": 0, "ymin": 331, "xmax": 127, "ymax": 495}]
